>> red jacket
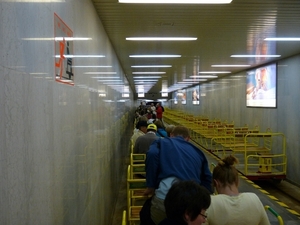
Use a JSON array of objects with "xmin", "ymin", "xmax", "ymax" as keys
[{"xmin": 156, "ymin": 106, "xmax": 163, "ymax": 119}]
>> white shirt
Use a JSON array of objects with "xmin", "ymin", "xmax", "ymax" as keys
[
  {"xmin": 205, "ymin": 193, "xmax": 270, "ymax": 225},
  {"xmin": 131, "ymin": 130, "xmax": 145, "ymax": 145}
]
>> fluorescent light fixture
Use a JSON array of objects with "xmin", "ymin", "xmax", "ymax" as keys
[
  {"xmin": 177, "ymin": 81, "xmax": 199, "ymax": 84},
  {"xmin": 134, "ymin": 80, "xmax": 157, "ymax": 84},
  {"xmin": 231, "ymin": 55, "xmax": 280, "ymax": 58},
  {"xmin": 211, "ymin": 64, "xmax": 250, "ymax": 67},
  {"xmin": 129, "ymin": 55, "xmax": 181, "ymax": 58},
  {"xmin": 107, "ymin": 84, "xmax": 125, "ymax": 87},
  {"xmin": 103, "ymin": 82, "xmax": 125, "ymax": 85},
  {"xmin": 131, "ymin": 65, "xmax": 172, "ymax": 68},
  {"xmin": 5, "ymin": 0, "xmax": 65, "ymax": 2},
  {"xmin": 199, "ymin": 71, "xmax": 231, "ymax": 74},
  {"xmin": 54, "ymin": 37, "xmax": 91, "ymax": 41},
  {"xmin": 72, "ymin": 65, "xmax": 112, "ymax": 68},
  {"xmin": 264, "ymin": 37, "xmax": 300, "ymax": 41},
  {"xmin": 126, "ymin": 37, "xmax": 197, "ymax": 41},
  {"xmin": 119, "ymin": 0, "xmax": 232, "ymax": 3},
  {"xmin": 99, "ymin": 80, "xmax": 123, "ymax": 82},
  {"xmin": 92, "ymin": 77, "xmax": 120, "ymax": 79},
  {"xmin": 84, "ymin": 72, "xmax": 117, "ymax": 75},
  {"xmin": 55, "ymin": 55, "xmax": 105, "ymax": 58},
  {"xmin": 183, "ymin": 79, "xmax": 207, "ymax": 81},
  {"xmin": 190, "ymin": 75, "xmax": 218, "ymax": 78},
  {"xmin": 132, "ymin": 72, "xmax": 166, "ymax": 74},
  {"xmin": 134, "ymin": 76, "xmax": 162, "ymax": 79}
]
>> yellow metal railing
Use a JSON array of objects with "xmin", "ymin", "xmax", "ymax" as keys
[{"xmin": 265, "ymin": 205, "xmax": 284, "ymax": 225}]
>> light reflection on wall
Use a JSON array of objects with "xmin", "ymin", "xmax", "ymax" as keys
[{"xmin": 247, "ymin": 11, "xmax": 277, "ymax": 64}]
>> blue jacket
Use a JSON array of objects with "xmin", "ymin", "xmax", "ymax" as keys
[
  {"xmin": 146, "ymin": 136, "xmax": 213, "ymax": 193},
  {"xmin": 156, "ymin": 128, "xmax": 168, "ymax": 138}
]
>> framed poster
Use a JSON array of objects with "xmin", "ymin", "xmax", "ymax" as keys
[
  {"xmin": 54, "ymin": 13, "xmax": 74, "ymax": 85},
  {"xmin": 246, "ymin": 63, "xmax": 277, "ymax": 108},
  {"xmin": 192, "ymin": 85, "xmax": 200, "ymax": 105}
]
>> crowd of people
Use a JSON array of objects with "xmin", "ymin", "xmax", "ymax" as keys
[{"xmin": 130, "ymin": 102, "xmax": 270, "ymax": 225}]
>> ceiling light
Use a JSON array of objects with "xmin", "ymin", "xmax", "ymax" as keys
[
  {"xmin": 98, "ymin": 80, "xmax": 123, "ymax": 82},
  {"xmin": 134, "ymin": 76, "xmax": 162, "ymax": 79},
  {"xmin": 177, "ymin": 81, "xmax": 199, "ymax": 84},
  {"xmin": 231, "ymin": 55, "xmax": 280, "ymax": 58},
  {"xmin": 134, "ymin": 80, "xmax": 158, "ymax": 82},
  {"xmin": 6, "ymin": 0, "xmax": 64, "ymax": 2},
  {"xmin": 23, "ymin": 37, "xmax": 90, "ymax": 41},
  {"xmin": 55, "ymin": 55, "xmax": 105, "ymax": 58},
  {"xmin": 129, "ymin": 55, "xmax": 181, "ymax": 58},
  {"xmin": 199, "ymin": 71, "xmax": 231, "ymax": 74},
  {"xmin": 131, "ymin": 65, "xmax": 172, "ymax": 68},
  {"xmin": 72, "ymin": 65, "xmax": 112, "ymax": 68},
  {"xmin": 84, "ymin": 72, "xmax": 117, "ymax": 74},
  {"xmin": 132, "ymin": 72, "xmax": 166, "ymax": 74},
  {"xmin": 126, "ymin": 37, "xmax": 197, "ymax": 41},
  {"xmin": 119, "ymin": 0, "xmax": 232, "ymax": 3},
  {"xmin": 264, "ymin": 37, "xmax": 300, "ymax": 41},
  {"xmin": 183, "ymin": 79, "xmax": 207, "ymax": 81},
  {"xmin": 211, "ymin": 65, "xmax": 250, "ymax": 67},
  {"xmin": 92, "ymin": 77, "xmax": 120, "ymax": 79},
  {"xmin": 190, "ymin": 75, "xmax": 218, "ymax": 78},
  {"xmin": 54, "ymin": 37, "xmax": 92, "ymax": 41}
]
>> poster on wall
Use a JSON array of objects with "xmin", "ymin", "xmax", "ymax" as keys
[
  {"xmin": 54, "ymin": 13, "xmax": 74, "ymax": 86},
  {"xmin": 246, "ymin": 63, "xmax": 277, "ymax": 108},
  {"xmin": 174, "ymin": 91, "xmax": 178, "ymax": 104},
  {"xmin": 192, "ymin": 85, "xmax": 200, "ymax": 105},
  {"xmin": 181, "ymin": 89, "xmax": 186, "ymax": 105}
]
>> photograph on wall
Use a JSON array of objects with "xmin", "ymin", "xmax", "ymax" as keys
[
  {"xmin": 181, "ymin": 89, "xmax": 186, "ymax": 105},
  {"xmin": 174, "ymin": 91, "xmax": 178, "ymax": 104},
  {"xmin": 192, "ymin": 85, "xmax": 200, "ymax": 105},
  {"xmin": 54, "ymin": 13, "xmax": 74, "ymax": 85},
  {"xmin": 246, "ymin": 63, "xmax": 277, "ymax": 108}
]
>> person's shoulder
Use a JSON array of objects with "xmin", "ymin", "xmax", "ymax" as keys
[
  {"xmin": 135, "ymin": 134, "xmax": 146, "ymax": 142},
  {"xmin": 240, "ymin": 192, "xmax": 260, "ymax": 200}
]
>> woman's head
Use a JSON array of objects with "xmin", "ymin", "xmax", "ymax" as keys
[
  {"xmin": 213, "ymin": 155, "xmax": 239, "ymax": 189},
  {"xmin": 164, "ymin": 180, "xmax": 211, "ymax": 225}
]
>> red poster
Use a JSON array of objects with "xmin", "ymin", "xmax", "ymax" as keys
[{"xmin": 54, "ymin": 13, "xmax": 74, "ymax": 85}]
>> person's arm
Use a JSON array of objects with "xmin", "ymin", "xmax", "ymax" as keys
[{"xmin": 145, "ymin": 139, "xmax": 160, "ymax": 189}]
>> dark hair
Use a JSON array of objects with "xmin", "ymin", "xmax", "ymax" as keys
[
  {"xmin": 213, "ymin": 155, "xmax": 239, "ymax": 187},
  {"xmin": 171, "ymin": 126, "xmax": 190, "ymax": 139},
  {"xmin": 154, "ymin": 120, "xmax": 164, "ymax": 129},
  {"xmin": 164, "ymin": 180, "xmax": 211, "ymax": 225}
]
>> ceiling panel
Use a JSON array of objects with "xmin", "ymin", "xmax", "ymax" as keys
[{"xmin": 91, "ymin": 0, "xmax": 300, "ymax": 97}]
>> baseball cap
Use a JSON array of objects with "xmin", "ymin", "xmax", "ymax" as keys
[{"xmin": 147, "ymin": 124, "xmax": 157, "ymax": 131}]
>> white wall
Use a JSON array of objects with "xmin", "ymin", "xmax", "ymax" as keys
[
  {"xmin": 0, "ymin": 0, "xmax": 133, "ymax": 224},
  {"xmin": 171, "ymin": 55, "xmax": 300, "ymax": 185}
]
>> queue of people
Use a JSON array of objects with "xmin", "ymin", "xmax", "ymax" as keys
[
  {"xmin": 131, "ymin": 102, "xmax": 270, "ymax": 225},
  {"xmin": 146, "ymin": 155, "xmax": 271, "ymax": 225},
  {"xmin": 135, "ymin": 101, "xmax": 164, "ymax": 124}
]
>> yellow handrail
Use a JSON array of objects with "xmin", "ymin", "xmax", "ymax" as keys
[{"xmin": 264, "ymin": 205, "xmax": 284, "ymax": 225}]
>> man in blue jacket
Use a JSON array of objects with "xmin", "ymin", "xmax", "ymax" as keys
[{"xmin": 140, "ymin": 126, "xmax": 212, "ymax": 225}]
